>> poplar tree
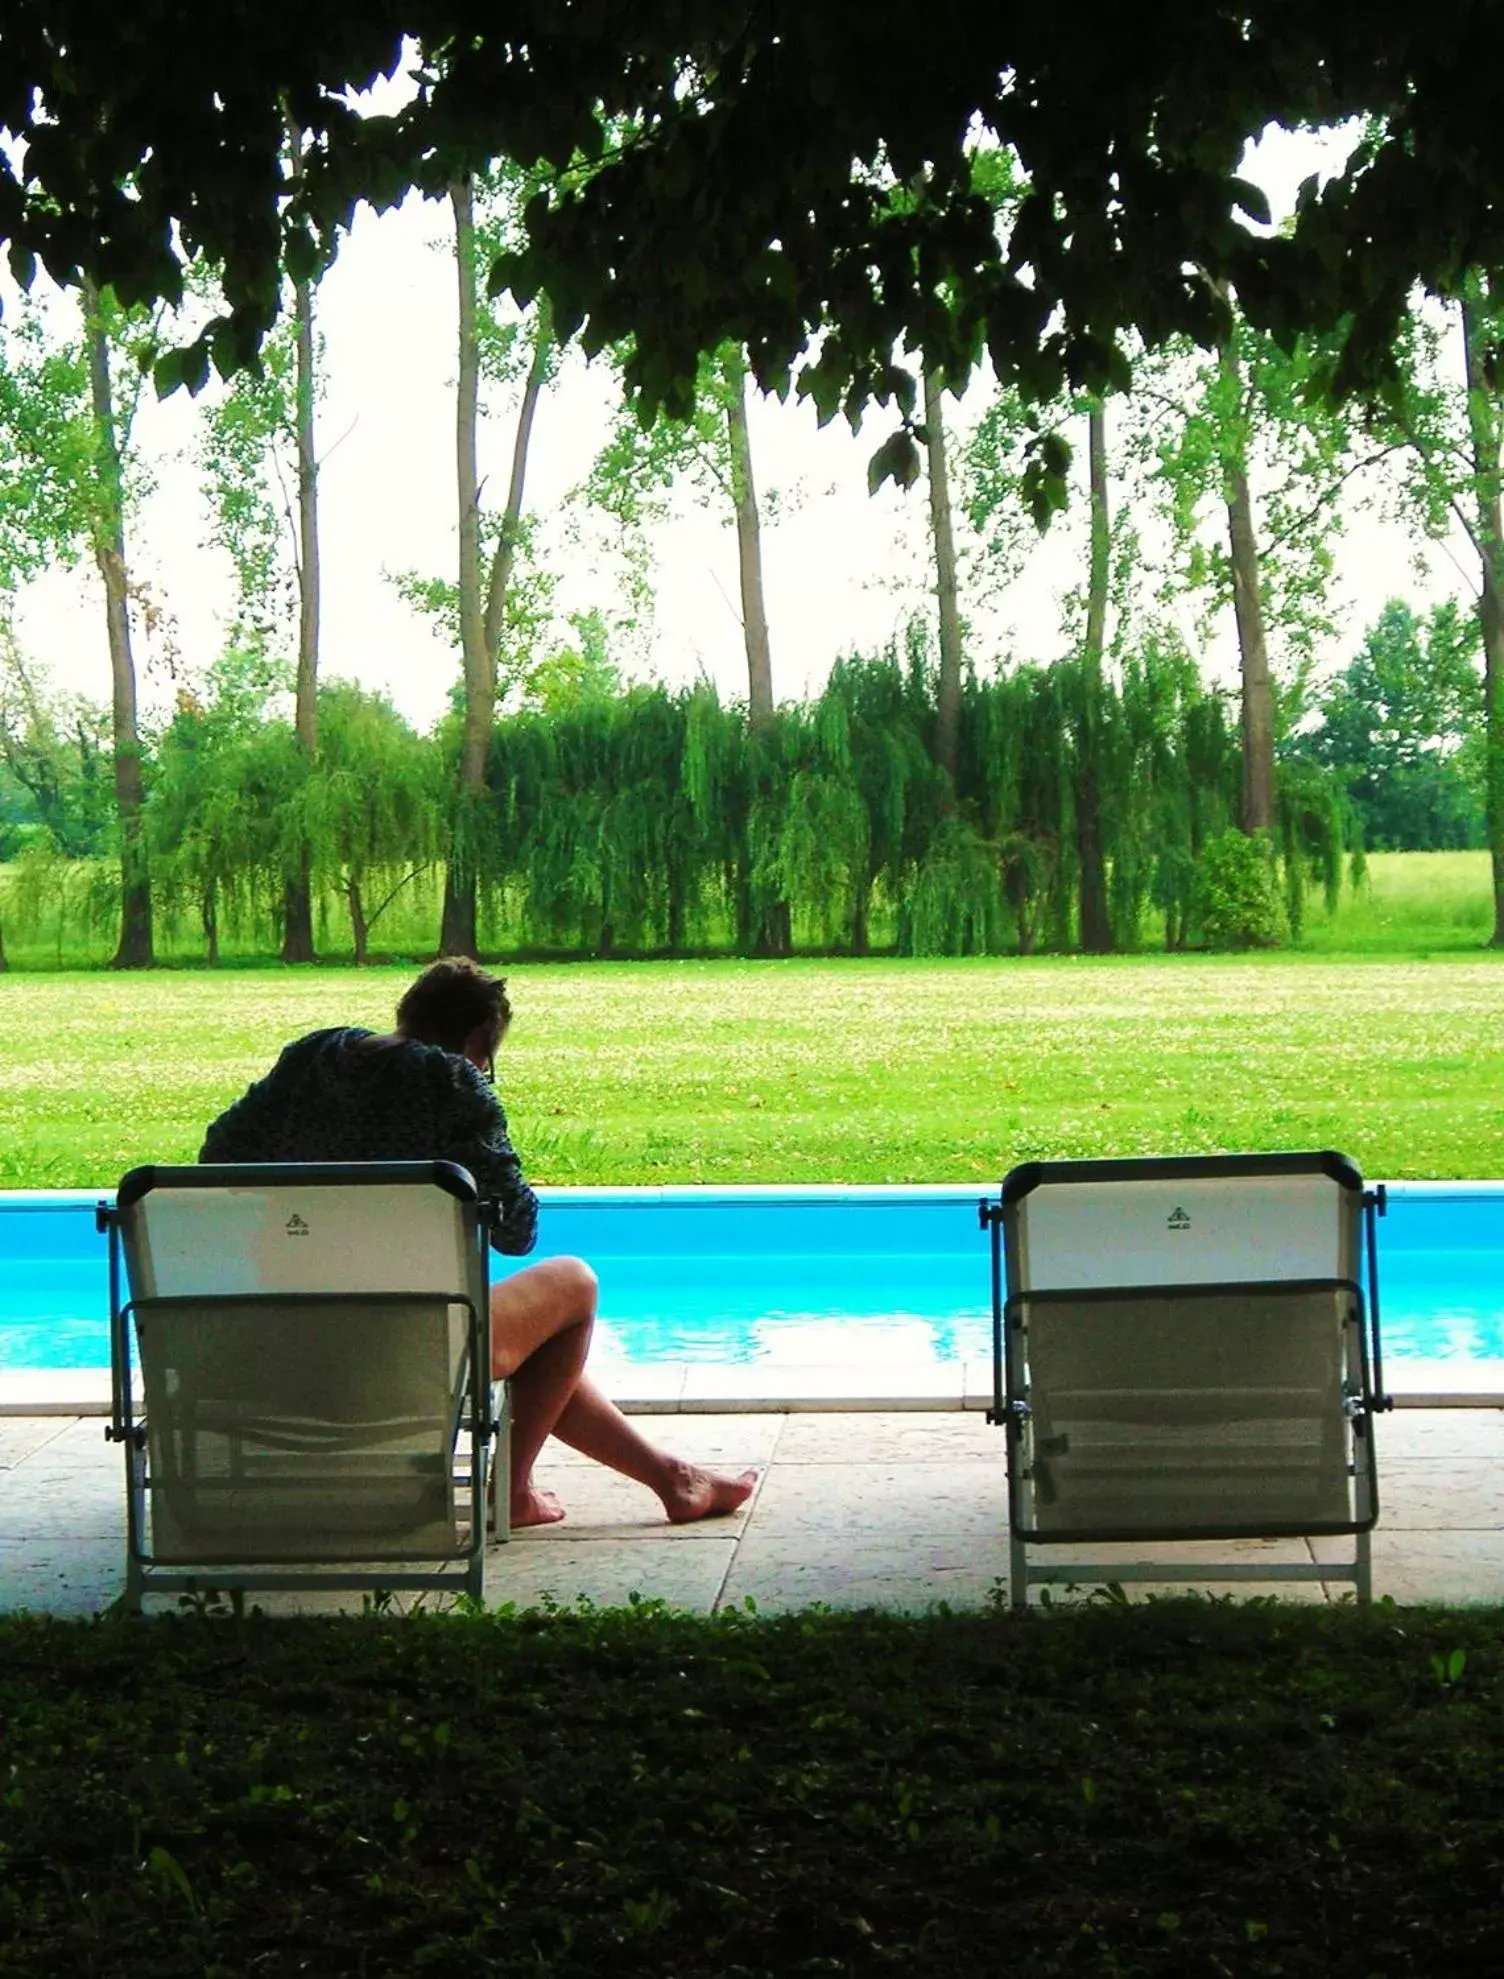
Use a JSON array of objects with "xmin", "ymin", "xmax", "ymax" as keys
[
  {"xmin": 1378, "ymin": 280, "xmax": 1504, "ymax": 944},
  {"xmin": 436, "ymin": 165, "xmax": 556, "ymax": 960}
]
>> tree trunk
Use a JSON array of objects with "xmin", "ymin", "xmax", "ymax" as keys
[
  {"xmin": 202, "ymin": 882, "xmax": 219, "ymax": 967},
  {"xmin": 1462, "ymin": 288, "xmax": 1504, "ymax": 946},
  {"xmin": 84, "ymin": 280, "xmax": 153, "ymax": 970},
  {"xmin": 441, "ymin": 175, "xmax": 491, "ymax": 960},
  {"xmin": 282, "ymin": 113, "xmax": 321, "ymax": 963},
  {"xmin": 726, "ymin": 354, "xmax": 774, "ymax": 727},
  {"xmin": 1077, "ymin": 401, "xmax": 1113, "ymax": 953},
  {"xmin": 726, "ymin": 351, "xmax": 787, "ymax": 953},
  {"xmin": 441, "ymin": 186, "xmax": 550, "ymax": 959},
  {"xmin": 924, "ymin": 368, "xmax": 964, "ymax": 785},
  {"xmin": 851, "ymin": 873, "xmax": 873, "ymax": 956},
  {"xmin": 346, "ymin": 874, "xmax": 368, "ymax": 965},
  {"xmin": 482, "ymin": 306, "xmax": 550, "ymax": 664},
  {"xmin": 1221, "ymin": 340, "xmax": 1276, "ymax": 835}
]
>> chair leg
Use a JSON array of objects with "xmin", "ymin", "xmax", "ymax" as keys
[
  {"xmin": 1010, "ymin": 1533, "xmax": 1028, "ymax": 1613},
  {"xmin": 490, "ymin": 1381, "xmax": 511, "ymax": 1545}
]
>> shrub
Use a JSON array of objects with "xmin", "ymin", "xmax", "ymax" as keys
[{"xmin": 1191, "ymin": 828, "xmax": 1286, "ymax": 949}]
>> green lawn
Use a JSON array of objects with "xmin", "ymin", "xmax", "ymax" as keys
[
  {"xmin": 1301, "ymin": 848, "xmax": 1497, "ymax": 952},
  {"xmin": 3, "ymin": 1599, "xmax": 1503, "ymax": 1975},
  {"xmin": 2, "ymin": 946, "xmax": 1504, "ymax": 1185}
]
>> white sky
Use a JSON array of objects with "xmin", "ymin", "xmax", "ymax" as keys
[{"xmin": 7, "ymin": 121, "xmax": 1473, "ymax": 733}]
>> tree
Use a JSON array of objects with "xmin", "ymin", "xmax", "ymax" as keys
[
  {"xmin": 194, "ymin": 163, "xmax": 327, "ymax": 963},
  {"xmin": 1294, "ymin": 599, "xmax": 1484, "ymax": 850},
  {"xmin": 583, "ymin": 339, "xmax": 791, "ymax": 950},
  {"xmin": 922, "ymin": 367, "xmax": 964, "ymax": 783},
  {"xmin": 283, "ymin": 111, "xmax": 324, "ymax": 964},
  {"xmin": 148, "ymin": 648, "xmax": 303, "ymax": 964},
  {"xmin": 1374, "ymin": 280, "xmax": 1504, "ymax": 937},
  {"xmin": 18, "ymin": 10, "xmax": 1504, "ymax": 516},
  {"xmin": 438, "ymin": 167, "xmax": 556, "ymax": 960},
  {"xmin": 0, "ymin": 283, "xmax": 162, "ymax": 966},
  {"xmin": 80, "ymin": 279, "xmax": 154, "ymax": 966},
  {"xmin": 962, "ymin": 383, "xmax": 1118, "ymax": 950},
  {"xmin": 0, "ymin": 636, "xmax": 113, "ymax": 859},
  {"xmin": 585, "ymin": 342, "xmax": 779, "ymax": 723},
  {"xmin": 1145, "ymin": 314, "xmax": 1363, "ymax": 838},
  {"xmin": 309, "ymin": 683, "xmax": 441, "ymax": 962}
]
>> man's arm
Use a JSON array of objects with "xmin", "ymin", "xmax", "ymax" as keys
[
  {"xmin": 441, "ymin": 1070, "xmax": 539, "ymax": 1256},
  {"xmin": 199, "ymin": 1070, "xmax": 280, "ymax": 1163}
]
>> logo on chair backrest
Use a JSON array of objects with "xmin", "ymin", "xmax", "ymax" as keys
[
  {"xmin": 285, "ymin": 1213, "xmax": 310, "ymax": 1237},
  {"xmin": 1166, "ymin": 1206, "xmax": 1191, "ymax": 1231}
]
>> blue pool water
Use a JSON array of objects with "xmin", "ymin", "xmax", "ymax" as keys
[{"xmin": 1, "ymin": 1182, "xmax": 1502, "ymax": 1373}]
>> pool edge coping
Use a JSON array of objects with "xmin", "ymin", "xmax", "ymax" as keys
[{"xmin": 7, "ymin": 1366, "xmax": 1504, "ymax": 1417}]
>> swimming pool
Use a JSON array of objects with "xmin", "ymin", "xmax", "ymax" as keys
[{"xmin": 1, "ymin": 1181, "xmax": 1502, "ymax": 1380}]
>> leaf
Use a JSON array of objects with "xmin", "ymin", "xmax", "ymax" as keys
[
  {"xmin": 284, "ymin": 225, "xmax": 320, "ymax": 287},
  {"xmin": 147, "ymin": 1844, "xmax": 197, "ymax": 1915},
  {"xmin": 866, "ymin": 428, "xmax": 921, "ymax": 494},
  {"xmin": 1230, "ymin": 176, "xmax": 1273, "ymax": 228},
  {"xmin": 152, "ymin": 347, "xmax": 186, "ymax": 399}
]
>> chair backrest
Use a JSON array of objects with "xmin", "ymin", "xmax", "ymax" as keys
[
  {"xmin": 114, "ymin": 1163, "xmax": 487, "ymax": 1565},
  {"xmin": 1000, "ymin": 1154, "xmax": 1374, "ymax": 1543},
  {"xmin": 1005, "ymin": 1153, "xmax": 1360, "ymax": 1293},
  {"xmin": 119, "ymin": 1162, "xmax": 485, "ymax": 1304}
]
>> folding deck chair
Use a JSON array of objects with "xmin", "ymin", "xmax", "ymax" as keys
[
  {"xmin": 98, "ymin": 1161, "xmax": 507, "ymax": 1612},
  {"xmin": 980, "ymin": 1152, "xmax": 1389, "ymax": 1611}
]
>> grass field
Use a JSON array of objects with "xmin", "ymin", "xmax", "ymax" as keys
[
  {"xmin": 3, "ymin": 944, "xmax": 1503, "ymax": 1186},
  {"xmin": 1300, "ymin": 849, "xmax": 1496, "ymax": 952}
]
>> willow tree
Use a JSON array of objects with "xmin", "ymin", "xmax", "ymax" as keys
[
  {"xmin": 964, "ymin": 382, "xmax": 1116, "ymax": 950},
  {"xmin": 148, "ymin": 646, "xmax": 311, "ymax": 962},
  {"xmin": 0, "ymin": 639, "xmax": 112, "ymax": 861},
  {"xmin": 436, "ymin": 165, "xmax": 557, "ymax": 960},
  {"xmin": 308, "ymin": 683, "xmax": 441, "ymax": 962},
  {"xmin": 584, "ymin": 340, "xmax": 788, "ymax": 949},
  {"xmin": 822, "ymin": 645, "xmax": 937, "ymax": 952}
]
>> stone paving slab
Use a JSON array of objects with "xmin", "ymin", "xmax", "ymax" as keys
[
  {"xmin": 0, "ymin": 1411, "xmax": 1501, "ymax": 1618},
  {"xmin": 775, "ymin": 1412, "xmax": 1003, "ymax": 1464},
  {"xmin": 0, "ymin": 1419, "xmax": 73, "ymax": 1469},
  {"xmin": 1379, "ymin": 1409, "xmax": 1504, "ymax": 1462},
  {"xmin": 720, "ymin": 1531, "xmax": 1014, "ymax": 1614},
  {"xmin": 489, "ymin": 1537, "xmax": 738, "ymax": 1613},
  {"xmin": 748, "ymin": 1459, "xmax": 1008, "ymax": 1537},
  {"xmin": 1309, "ymin": 1530, "xmax": 1504, "ymax": 1605}
]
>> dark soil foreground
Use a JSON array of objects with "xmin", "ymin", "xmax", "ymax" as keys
[{"xmin": 1, "ymin": 1595, "xmax": 1501, "ymax": 1976}]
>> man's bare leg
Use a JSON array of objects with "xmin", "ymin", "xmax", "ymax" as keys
[
  {"xmin": 490, "ymin": 1256, "xmax": 757, "ymax": 1526},
  {"xmin": 490, "ymin": 1257, "xmax": 599, "ymax": 1527},
  {"xmin": 550, "ymin": 1375, "xmax": 759, "ymax": 1523}
]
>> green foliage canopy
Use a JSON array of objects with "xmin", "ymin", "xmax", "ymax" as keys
[{"xmin": 11, "ymin": 5, "xmax": 1504, "ymax": 503}]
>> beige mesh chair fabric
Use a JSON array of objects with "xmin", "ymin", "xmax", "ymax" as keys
[
  {"xmin": 989, "ymin": 1154, "xmax": 1382, "ymax": 1608},
  {"xmin": 137, "ymin": 1297, "xmax": 464, "ymax": 1565},
  {"xmin": 107, "ymin": 1163, "xmax": 493, "ymax": 1607},
  {"xmin": 1024, "ymin": 1286, "xmax": 1353, "ymax": 1538}
]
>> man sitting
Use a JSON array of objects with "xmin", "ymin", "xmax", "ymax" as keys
[{"xmin": 200, "ymin": 957, "xmax": 757, "ymax": 1530}]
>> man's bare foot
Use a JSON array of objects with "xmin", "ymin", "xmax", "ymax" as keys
[
  {"xmin": 510, "ymin": 1485, "xmax": 567, "ymax": 1529},
  {"xmin": 659, "ymin": 1461, "xmax": 759, "ymax": 1525}
]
